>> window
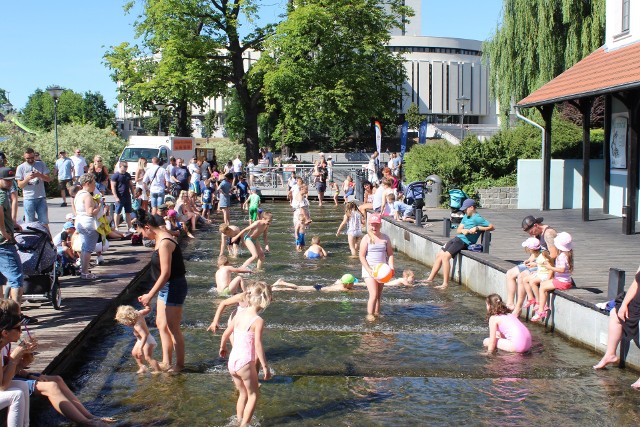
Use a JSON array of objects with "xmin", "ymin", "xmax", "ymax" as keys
[{"xmin": 622, "ymin": 0, "xmax": 630, "ymax": 32}]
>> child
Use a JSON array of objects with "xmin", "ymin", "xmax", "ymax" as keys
[
  {"xmin": 219, "ymin": 281, "xmax": 272, "ymax": 426},
  {"xmin": 519, "ymin": 238, "xmax": 552, "ymax": 313},
  {"xmin": 237, "ymin": 175, "xmax": 249, "ymax": 208},
  {"xmin": 215, "ymin": 255, "xmax": 253, "ymax": 296},
  {"xmin": 164, "ymin": 210, "xmax": 181, "ymax": 238},
  {"xmin": 231, "ymin": 212, "xmax": 272, "ymax": 270},
  {"xmin": 294, "ymin": 213, "xmax": 306, "ymax": 252},
  {"xmin": 382, "ymin": 193, "xmax": 396, "ymax": 216},
  {"xmin": 244, "ymin": 186, "xmax": 261, "ymax": 224},
  {"xmin": 304, "ymin": 236, "xmax": 327, "ymax": 259},
  {"xmin": 531, "ymin": 232, "xmax": 574, "ymax": 322},
  {"xmin": 342, "ymin": 176, "xmax": 355, "ymax": 203},
  {"xmin": 393, "ymin": 196, "xmax": 416, "ymax": 223},
  {"xmin": 272, "ymin": 277, "xmax": 356, "ymax": 292},
  {"xmin": 384, "ymin": 269, "xmax": 417, "ymax": 287},
  {"xmin": 219, "ymin": 223, "xmax": 241, "ymax": 257},
  {"xmin": 483, "ymin": 294, "xmax": 532, "ymax": 353},
  {"xmin": 115, "ymin": 304, "xmax": 162, "ymax": 373},
  {"xmin": 330, "ymin": 181, "xmax": 340, "ymax": 205},
  {"xmin": 336, "ymin": 201, "xmax": 363, "ymax": 256},
  {"xmin": 131, "ymin": 188, "xmax": 143, "ymax": 218},
  {"xmin": 201, "ymin": 179, "xmax": 214, "ymax": 220}
]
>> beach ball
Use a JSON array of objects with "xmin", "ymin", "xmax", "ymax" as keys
[
  {"xmin": 341, "ymin": 274, "xmax": 355, "ymax": 285},
  {"xmin": 372, "ymin": 263, "xmax": 393, "ymax": 283}
]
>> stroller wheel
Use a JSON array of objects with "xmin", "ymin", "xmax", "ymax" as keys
[{"xmin": 50, "ymin": 277, "xmax": 62, "ymax": 310}]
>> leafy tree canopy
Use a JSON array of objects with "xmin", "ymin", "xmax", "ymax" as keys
[
  {"xmin": 259, "ymin": 0, "xmax": 411, "ymax": 149},
  {"xmin": 484, "ymin": 0, "xmax": 605, "ymax": 120}
]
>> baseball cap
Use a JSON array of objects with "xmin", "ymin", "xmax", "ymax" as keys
[
  {"xmin": 63, "ymin": 222, "xmax": 75, "ymax": 230},
  {"xmin": 0, "ymin": 167, "xmax": 16, "ymax": 180},
  {"xmin": 157, "ymin": 204, "xmax": 168, "ymax": 210},
  {"xmin": 368, "ymin": 213, "xmax": 382, "ymax": 224},
  {"xmin": 460, "ymin": 199, "xmax": 476, "ymax": 211},
  {"xmin": 522, "ymin": 215, "xmax": 543, "ymax": 231}
]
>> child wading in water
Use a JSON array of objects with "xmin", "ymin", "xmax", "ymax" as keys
[
  {"xmin": 294, "ymin": 213, "xmax": 306, "ymax": 252},
  {"xmin": 115, "ymin": 304, "xmax": 162, "ymax": 373},
  {"xmin": 304, "ymin": 235, "xmax": 327, "ymax": 259},
  {"xmin": 531, "ymin": 232, "xmax": 574, "ymax": 322},
  {"xmin": 219, "ymin": 282, "xmax": 272, "ymax": 427},
  {"xmin": 483, "ymin": 294, "xmax": 532, "ymax": 353},
  {"xmin": 336, "ymin": 201, "xmax": 363, "ymax": 256},
  {"xmin": 215, "ymin": 255, "xmax": 252, "ymax": 296}
]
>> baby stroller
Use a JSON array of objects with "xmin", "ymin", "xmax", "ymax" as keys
[
  {"xmin": 448, "ymin": 189, "xmax": 469, "ymax": 226},
  {"xmin": 402, "ymin": 180, "xmax": 429, "ymax": 224},
  {"xmin": 10, "ymin": 222, "xmax": 62, "ymax": 310}
]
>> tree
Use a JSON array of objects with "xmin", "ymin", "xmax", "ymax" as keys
[
  {"xmin": 259, "ymin": 0, "xmax": 411, "ymax": 149},
  {"xmin": 104, "ymin": 0, "xmax": 280, "ymax": 159},
  {"xmin": 405, "ymin": 103, "xmax": 423, "ymax": 130},
  {"xmin": 484, "ymin": 0, "xmax": 605, "ymax": 120}
]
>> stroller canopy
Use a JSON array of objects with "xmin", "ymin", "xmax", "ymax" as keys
[{"xmin": 15, "ymin": 222, "xmax": 56, "ymax": 276}]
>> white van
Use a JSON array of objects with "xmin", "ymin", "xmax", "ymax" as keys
[{"xmin": 118, "ymin": 136, "xmax": 195, "ymax": 171}]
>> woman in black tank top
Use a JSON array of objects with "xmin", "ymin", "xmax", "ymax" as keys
[{"xmin": 136, "ymin": 209, "xmax": 188, "ymax": 372}]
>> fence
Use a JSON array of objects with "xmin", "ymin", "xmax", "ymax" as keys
[{"xmin": 245, "ymin": 163, "xmax": 366, "ymax": 189}]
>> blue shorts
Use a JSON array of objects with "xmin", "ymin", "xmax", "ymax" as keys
[
  {"xmin": 0, "ymin": 244, "xmax": 24, "ymax": 289},
  {"xmin": 202, "ymin": 203, "xmax": 213, "ymax": 210},
  {"xmin": 23, "ymin": 197, "xmax": 49, "ymax": 224},
  {"xmin": 296, "ymin": 233, "xmax": 305, "ymax": 247},
  {"xmin": 150, "ymin": 192, "xmax": 164, "ymax": 208},
  {"xmin": 14, "ymin": 377, "xmax": 37, "ymax": 395},
  {"xmin": 516, "ymin": 263, "xmax": 538, "ymax": 274},
  {"xmin": 115, "ymin": 196, "xmax": 133, "ymax": 214},
  {"xmin": 157, "ymin": 276, "xmax": 188, "ymax": 306}
]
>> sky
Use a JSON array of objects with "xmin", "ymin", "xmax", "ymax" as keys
[{"xmin": 0, "ymin": 0, "xmax": 503, "ymax": 112}]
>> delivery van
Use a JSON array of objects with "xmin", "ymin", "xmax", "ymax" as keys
[{"xmin": 117, "ymin": 136, "xmax": 195, "ymax": 171}]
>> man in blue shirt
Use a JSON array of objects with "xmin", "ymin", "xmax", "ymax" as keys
[
  {"xmin": 425, "ymin": 198, "xmax": 494, "ymax": 289},
  {"xmin": 54, "ymin": 150, "xmax": 74, "ymax": 207}
]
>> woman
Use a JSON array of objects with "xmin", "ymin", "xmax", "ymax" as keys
[
  {"xmin": 137, "ymin": 209, "xmax": 188, "ymax": 372},
  {"xmin": 74, "ymin": 174, "xmax": 101, "ymax": 280},
  {"xmin": 359, "ymin": 213, "xmax": 394, "ymax": 321},
  {"xmin": 0, "ymin": 312, "xmax": 29, "ymax": 427},
  {"xmin": 274, "ymin": 157, "xmax": 284, "ymax": 187},
  {"xmin": 358, "ymin": 181, "xmax": 375, "ymax": 215},
  {"xmin": 134, "ymin": 157, "xmax": 148, "ymax": 212},
  {"xmin": 88, "ymin": 156, "xmax": 109, "ymax": 194}
]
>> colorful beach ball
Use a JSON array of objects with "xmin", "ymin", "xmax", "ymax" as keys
[
  {"xmin": 341, "ymin": 274, "xmax": 355, "ymax": 285},
  {"xmin": 372, "ymin": 263, "xmax": 393, "ymax": 283}
]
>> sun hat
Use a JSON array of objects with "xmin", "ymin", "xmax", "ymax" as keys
[
  {"xmin": 554, "ymin": 232, "xmax": 573, "ymax": 251},
  {"xmin": 167, "ymin": 209, "xmax": 177, "ymax": 218},
  {"xmin": 522, "ymin": 215, "xmax": 543, "ymax": 231},
  {"xmin": 521, "ymin": 237, "xmax": 541, "ymax": 250},
  {"xmin": 0, "ymin": 167, "xmax": 16, "ymax": 180},
  {"xmin": 63, "ymin": 222, "xmax": 75, "ymax": 230},
  {"xmin": 460, "ymin": 198, "xmax": 476, "ymax": 211},
  {"xmin": 368, "ymin": 213, "xmax": 382, "ymax": 224},
  {"xmin": 65, "ymin": 213, "xmax": 75, "ymax": 221}
]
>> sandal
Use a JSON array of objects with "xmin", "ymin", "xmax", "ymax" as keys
[
  {"xmin": 531, "ymin": 310, "xmax": 548, "ymax": 322},
  {"xmin": 81, "ymin": 273, "xmax": 98, "ymax": 280},
  {"xmin": 522, "ymin": 299, "xmax": 537, "ymax": 309}
]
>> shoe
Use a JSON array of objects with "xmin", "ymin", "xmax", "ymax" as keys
[
  {"xmin": 96, "ymin": 255, "xmax": 105, "ymax": 265},
  {"xmin": 522, "ymin": 299, "xmax": 537, "ymax": 309},
  {"xmin": 60, "ymin": 202, "xmax": 67, "ymax": 207},
  {"xmin": 81, "ymin": 273, "xmax": 98, "ymax": 280},
  {"xmin": 129, "ymin": 227, "xmax": 137, "ymax": 233},
  {"xmin": 74, "ymin": 259, "xmax": 82, "ymax": 268},
  {"xmin": 20, "ymin": 314, "xmax": 39, "ymax": 325},
  {"xmin": 531, "ymin": 310, "xmax": 548, "ymax": 322}
]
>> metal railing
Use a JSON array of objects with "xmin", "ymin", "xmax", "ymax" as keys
[{"xmin": 244, "ymin": 164, "xmax": 365, "ymax": 188}]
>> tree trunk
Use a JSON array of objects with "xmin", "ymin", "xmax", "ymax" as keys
[
  {"xmin": 244, "ymin": 106, "xmax": 260, "ymax": 161},
  {"xmin": 175, "ymin": 102, "xmax": 191, "ymax": 137}
]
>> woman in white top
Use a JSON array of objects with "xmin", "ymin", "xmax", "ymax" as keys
[
  {"xmin": 74, "ymin": 174, "xmax": 101, "ymax": 280},
  {"xmin": 134, "ymin": 157, "xmax": 148, "ymax": 211}
]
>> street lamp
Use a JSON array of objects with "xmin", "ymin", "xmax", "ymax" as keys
[
  {"xmin": 154, "ymin": 103, "xmax": 166, "ymax": 135},
  {"xmin": 456, "ymin": 96, "xmax": 470, "ymax": 140},
  {"xmin": 47, "ymin": 86, "xmax": 65, "ymax": 159}
]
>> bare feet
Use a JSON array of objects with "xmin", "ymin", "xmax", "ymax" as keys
[
  {"xmin": 167, "ymin": 364, "xmax": 185, "ymax": 373},
  {"xmin": 366, "ymin": 314, "xmax": 376, "ymax": 322},
  {"xmin": 593, "ymin": 354, "xmax": 619, "ymax": 369},
  {"xmin": 434, "ymin": 283, "xmax": 448, "ymax": 290},
  {"xmin": 187, "ymin": 232, "xmax": 195, "ymax": 239},
  {"xmin": 631, "ymin": 378, "xmax": 640, "ymax": 389},
  {"xmin": 136, "ymin": 366, "xmax": 148, "ymax": 374}
]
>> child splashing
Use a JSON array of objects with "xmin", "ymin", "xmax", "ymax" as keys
[
  {"xmin": 483, "ymin": 294, "xmax": 532, "ymax": 353},
  {"xmin": 115, "ymin": 304, "xmax": 162, "ymax": 373},
  {"xmin": 219, "ymin": 282, "xmax": 273, "ymax": 427},
  {"xmin": 336, "ymin": 201, "xmax": 363, "ymax": 256}
]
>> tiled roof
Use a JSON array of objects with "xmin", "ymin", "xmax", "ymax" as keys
[{"xmin": 518, "ymin": 41, "xmax": 640, "ymax": 107}]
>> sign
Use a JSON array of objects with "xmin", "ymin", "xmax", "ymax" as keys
[
  {"xmin": 284, "ymin": 165, "xmax": 296, "ymax": 172},
  {"xmin": 173, "ymin": 138, "xmax": 193, "ymax": 151},
  {"xmin": 400, "ymin": 121, "xmax": 409, "ymax": 161},
  {"xmin": 374, "ymin": 121, "xmax": 382, "ymax": 154},
  {"xmin": 419, "ymin": 120, "xmax": 428, "ymax": 145},
  {"xmin": 610, "ymin": 117, "xmax": 627, "ymax": 169}
]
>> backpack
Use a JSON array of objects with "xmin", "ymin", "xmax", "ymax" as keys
[{"xmin": 131, "ymin": 233, "xmax": 143, "ymax": 246}]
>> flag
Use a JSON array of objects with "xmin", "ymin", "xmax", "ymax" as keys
[
  {"xmin": 419, "ymin": 119, "xmax": 428, "ymax": 145},
  {"xmin": 400, "ymin": 121, "xmax": 409, "ymax": 161},
  {"xmin": 374, "ymin": 121, "xmax": 382, "ymax": 154}
]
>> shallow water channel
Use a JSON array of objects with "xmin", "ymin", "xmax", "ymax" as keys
[{"xmin": 36, "ymin": 202, "xmax": 640, "ymax": 426}]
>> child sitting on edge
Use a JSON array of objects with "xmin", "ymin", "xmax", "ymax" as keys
[
  {"xmin": 520, "ymin": 238, "xmax": 553, "ymax": 313},
  {"xmin": 294, "ymin": 213, "xmax": 306, "ymax": 252},
  {"xmin": 531, "ymin": 232, "xmax": 574, "ymax": 322},
  {"xmin": 215, "ymin": 255, "xmax": 253, "ymax": 296},
  {"xmin": 305, "ymin": 235, "xmax": 327, "ymax": 259},
  {"xmin": 393, "ymin": 196, "xmax": 416, "ymax": 223},
  {"xmin": 115, "ymin": 304, "xmax": 162, "ymax": 373},
  {"xmin": 483, "ymin": 293, "xmax": 532, "ymax": 353}
]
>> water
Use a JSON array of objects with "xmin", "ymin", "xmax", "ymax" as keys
[{"xmin": 35, "ymin": 203, "xmax": 640, "ymax": 426}]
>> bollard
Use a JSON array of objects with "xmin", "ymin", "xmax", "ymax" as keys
[
  {"xmin": 415, "ymin": 209, "xmax": 422, "ymax": 227},
  {"xmin": 622, "ymin": 205, "xmax": 632, "ymax": 235},
  {"xmin": 482, "ymin": 231, "xmax": 491, "ymax": 253},
  {"xmin": 608, "ymin": 268, "xmax": 625, "ymax": 301},
  {"xmin": 443, "ymin": 218, "xmax": 451, "ymax": 237}
]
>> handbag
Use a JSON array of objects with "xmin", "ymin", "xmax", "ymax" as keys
[{"xmin": 467, "ymin": 244, "xmax": 483, "ymax": 252}]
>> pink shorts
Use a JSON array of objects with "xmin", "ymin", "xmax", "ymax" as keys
[{"xmin": 553, "ymin": 278, "xmax": 572, "ymax": 290}]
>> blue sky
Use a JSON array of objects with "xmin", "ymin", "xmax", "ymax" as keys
[{"xmin": 0, "ymin": 0, "xmax": 502, "ymax": 111}]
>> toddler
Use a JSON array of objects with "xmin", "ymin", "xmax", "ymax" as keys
[
  {"xmin": 304, "ymin": 235, "xmax": 327, "ymax": 259},
  {"xmin": 244, "ymin": 186, "xmax": 261, "ymax": 224},
  {"xmin": 294, "ymin": 213, "xmax": 306, "ymax": 252},
  {"xmin": 201, "ymin": 179, "xmax": 214, "ymax": 219},
  {"xmin": 215, "ymin": 255, "xmax": 252, "ymax": 296},
  {"xmin": 115, "ymin": 304, "xmax": 162, "ymax": 373},
  {"xmin": 521, "ymin": 238, "xmax": 553, "ymax": 311},
  {"xmin": 330, "ymin": 181, "xmax": 340, "ymax": 205}
]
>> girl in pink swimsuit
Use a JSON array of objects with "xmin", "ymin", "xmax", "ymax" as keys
[
  {"xmin": 219, "ymin": 282, "xmax": 272, "ymax": 426},
  {"xmin": 483, "ymin": 294, "xmax": 532, "ymax": 353}
]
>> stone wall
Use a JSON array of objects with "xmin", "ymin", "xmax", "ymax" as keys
[{"xmin": 477, "ymin": 187, "xmax": 518, "ymax": 209}]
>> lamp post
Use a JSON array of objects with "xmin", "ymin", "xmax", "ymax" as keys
[
  {"xmin": 154, "ymin": 103, "xmax": 166, "ymax": 135},
  {"xmin": 456, "ymin": 96, "xmax": 470, "ymax": 140},
  {"xmin": 47, "ymin": 86, "xmax": 64, "ymax": 158}
]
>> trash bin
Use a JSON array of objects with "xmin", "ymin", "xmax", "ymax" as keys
[
  {"xmin": 355, "ymin": 169, "xmax": 366, "ymax": 202},
  {"xmin": 424, "ymin": 174, "xmax": 442, "ymax": 208}
]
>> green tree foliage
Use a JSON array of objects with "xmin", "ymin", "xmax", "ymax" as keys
[
  {"xmin": 405, "ymin": 103, "xmax": 423, "ymax": 130},
  {"xmin": 259, "ymin": 0, "xmax": 411, "ymax": 149},
  {"xmin": 0, "ymin": 89, "xmax": 9, "ymax": 106},
  {"xmin": 20, "ymin": 89, "xmax": 115, "ymax": 131},
  {"xmin": 484, "ymin": 0, "xmax": 605, "ymax": 119},
  {"xmin": 105, "ymin": 0, "xmax": 279, "ymax": 156},
  {"xmin": 404, "ymin": 118, "xmax": 602, "ymax": 202},
  {"xmin": 202, "ymin": 110, "xmax": 218, "ymax": 138}
]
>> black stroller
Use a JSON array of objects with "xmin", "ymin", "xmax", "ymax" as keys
[
  {"xmin": 9, "ymin": 222, "xmax": 62, "ymax": 309},
  {"xmin": 402, "ymin": 180, "xmax": 429, "ymax": 224}
]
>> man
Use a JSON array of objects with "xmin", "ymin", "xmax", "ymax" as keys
[
  {"xmin": 70, "ymin": 149, "xmax": 88, "ymax": 183},
  {"xmin": 54, "ymin": 151, "xmax": 74, "ymax": 207},
  {"xmin": 425, "ymin": 199, "xmax": 494, "ymax": 289},
  {"xmin": 199, "ymin": 157, "xmax": 211, "ymax": 181},
  {"xmin": 265, "ymin": 148, "xmax": 274, "ymax": 168},
  {"xmin": 506, "ymin": 215, "xmax": 558, "ymax": 315},
  {"xmin": 143, "ymin": 157, "xmax": 169, "ymax": 215},
  {"xmin": 0, "ymin": 152, "xmax": 18, "ymax": 222},
  {"xmin": 110, "ymin": 161, "xmax": 135, "ymax": 230},
  {"xmin": 170, "ymin": 158, "xmax": 190, "ymax": 192},
  {"xmin": 313, "ymin": 160, "xmax": 328, "ymax": 206},
  {"xmin": 15, "ymin": 148, "xmax": 52, "ymax": 227},
  {"xmin": 166, "ymin": 157, "xmax": 177, "ymax": 178},
  {"xmin": 232, "ymin": 155, "xmax": 243, "ymax": 184},
  {"xmin": 392, "ymin": 152, "xmax": 402, "ymax": 177},
  {"xmin": 0, "ymin": 167, "xmax": 35, "ymax": 322}
]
